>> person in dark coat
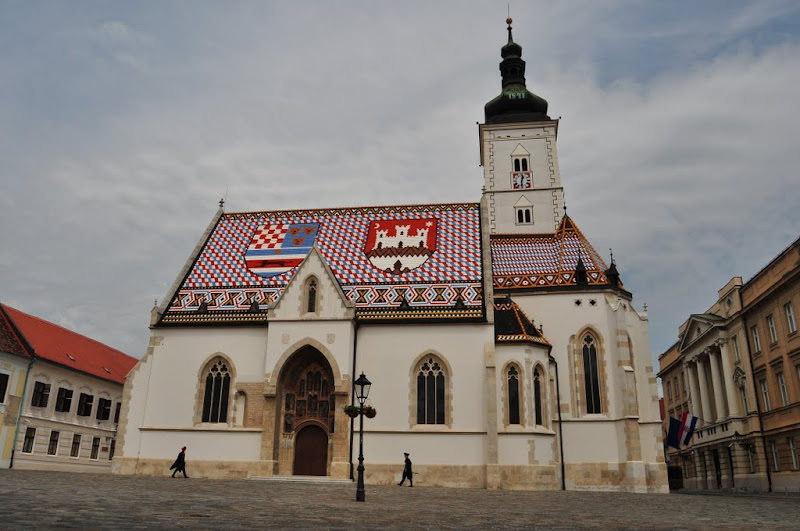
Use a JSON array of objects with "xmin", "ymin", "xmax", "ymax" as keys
[
  {"xmin": 398, "ymin": 452, "xmax": 413, "ymax": 486},
  {"xmin": 170, "ymin": 446, "xmax": 188, "ymax": 478}
]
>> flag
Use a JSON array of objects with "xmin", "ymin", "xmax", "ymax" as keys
[
  {"xmin": 666, "ymin": 417, "xmax": 682, "ymax": 450},
  {"xmin": 678, "ymin": 412, "xmax": 698, "ymax": 446}
]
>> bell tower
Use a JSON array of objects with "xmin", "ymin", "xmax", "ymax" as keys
[{"xmin": 479, "ymin": 18, "xmax": 565, "ymax": 234}]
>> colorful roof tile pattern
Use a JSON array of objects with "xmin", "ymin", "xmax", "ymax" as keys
[
  {"xmin": 162, "ymin": 203, "xmax": 484, "ymax": 324},
  {"xmin": 0, "ymin": 304, "xmax": 138, "ymax": 384},
  {"xmin": 493, "ymin": 297, "xmax": 550, "ymax": 346},
  {"xmin": 491, "ymin": 215, "xmax": 615, "ymax": 290}
]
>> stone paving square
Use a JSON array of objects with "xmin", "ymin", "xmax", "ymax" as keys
[{"xmin": 1, "ymin": 470, "xmax": 799, "ymax": 529}]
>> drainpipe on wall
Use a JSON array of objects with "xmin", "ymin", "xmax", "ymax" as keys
[
  {"xmin": 548, "ymin": 351, "xmax": 566, "ymax": 490},
  {"xmin": 742, "ymin": 313, "xmax": 772, "ymax": 492},
  {"xmin": 348, "ymin": 320, "xmax": 360, "ymax": 481},
  {"xmin": 9, "ymin": 357, "xmax": 35, "ymax": 469}
]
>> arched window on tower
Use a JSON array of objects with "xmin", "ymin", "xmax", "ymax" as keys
[
  {"xmin": 583, "ymin": 335, "xmax": 602, "ymax": 414},
  {"xmin": 201, "ymin": 358, "xmax": 232, "ymax": 423},
  {"xmin": 533, "ymin": 368, "xmax": 543, "ymax": 425},
  {"xmin": 514, "ymin": 158, "xmax": 521, "ymax": 172},
  {"xmin": 416, "ymin": 356, "xmax": 446, "ymax": 425},
  {"xmin": 507, "ymin": 365, "xmax": 520, "ymax": 425}
]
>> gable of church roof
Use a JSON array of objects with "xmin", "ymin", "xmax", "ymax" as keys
[
  {"xmin": 160, "ymin": 202, "xmax": 485, "ymax": 325},
  {"xmin": 0, "ymin": 304, "xmax": 137, "ymax": 384},
  {"xmin": 269, "ymin": 246, "xmax": 355, "ymax": 321},
  {"xmin": 493, "ymin": 297, "xmax": 550, "ymax": 346},
  {"xmin": 491, "ymin": 215, "xmax": 619, "ymax": 291}
]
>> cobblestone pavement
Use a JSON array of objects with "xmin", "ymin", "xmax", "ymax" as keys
[{"xmin": 1, "ymin": 470, "xmax": 799, "ymax": 530}]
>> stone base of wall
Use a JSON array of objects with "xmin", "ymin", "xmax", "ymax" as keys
[
  {"xmin": 113, "ymin": 457, "xmax": 668, "ymax": 493},
  {"xmin": 113, "ymin": 457, "xmax": 260, "ymax": 480},
  {"xmin": 365, "ymin": 463, "xmax": 560, "ymax": 490},
  {"xmin": 566, "ymin": 461, "xmax": 669, "ymax": 493}
]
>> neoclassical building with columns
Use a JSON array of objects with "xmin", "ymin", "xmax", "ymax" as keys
[
  {"xmin": 114, "ymin": 21, "xmax": 667, "ymax": 493},
  {"xmin": 660, "ymin": 235, "xmax": 800, "ymax": 492}
]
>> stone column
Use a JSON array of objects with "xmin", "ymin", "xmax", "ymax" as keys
[
  {"xmin": 686, "ymin": 361, "xmax": 704, "ymax": 421},
  {"xmin": 696, "ymin": 356, "xmax": 713, "ymax": 426},
  {"xmin": 717, "ymin": 340, "xmax": 741, "ymax": 418},
  {"xmin": 708, "ymin": 348, "xmax": 728, "ymax": 422}
]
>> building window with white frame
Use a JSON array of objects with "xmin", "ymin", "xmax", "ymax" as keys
[
  {"xmin": 767, "ymin": 314, "xmax": 778, "ymax": 344},
  {"xmin": 771, "ymin": 440, "xmax": 780, "ymax": 472},
  {"xmin": 785, "ymin": 302, "xmax": 797, "ymax": 334},
  {"xmin": 778, "ymin": 372, "xmax": 789, "ymax": 406},
  {"xmin": 31, "ymin": 381, "xmax": 50, "ymax": 408},
  {"xmin": 90, "ymin": 436, "xmax": 100, "ymax": 460},
  {"xmin": 751, "ymin": 326, "xmax": 762, "ymax": 353},
  {"xmin": 55, "ymin": 387, "xmax": 73, "ymax": 413},
  {"xmin": 47, "ymin": 430, "xmax": 59, "ymax": 456},
  {"xmin": 96, "ymin": 398, "xmax": 112, "ymax": 421},
  {"xmin": 739, "ymin": 385, "xmax": 748, "ymax": 414},
  {"xmin": 789, "ymin": 437, "xmax": 798, "ymax": 470},
  {"xmin": 77, "ymin": 393, "xmax": 94, "ymax": 417},
  {"xmin": 70, "ymin": 434, "xmax": 81, "ymax": 458},
  {"xmin": 305, "ymin": 277, "xmax": 318, "ymax": 314},
  {"xmin": 22, "ymin": 427, "xmax": 35, "ymax": 453},
  {"xmin": 515, "ymin": 206, "xmax": 532, "ymax": 225},
  {"xmin": 732, "ymin": 335, "xmax": 740, "ymax": 361},
  {"xmin": 761, "ymin": 379, "xmax": 771, "ymax": 412},
  {"xmin": 681, "ymin": 371, "xmax": 686, "ymax": 394}
]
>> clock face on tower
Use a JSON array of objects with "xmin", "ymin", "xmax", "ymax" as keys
[{"xmin": 511, "ymin": 171, "xmax": 532, "ymax": 189}]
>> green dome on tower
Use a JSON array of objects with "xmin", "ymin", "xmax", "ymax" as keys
[{"xmin": 484, "ymin": 18, "xmax": 550, "ymax": 124}]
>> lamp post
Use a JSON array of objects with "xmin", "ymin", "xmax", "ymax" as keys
[{"xmin": 354, "ymin": 372, "xmax": 371, "ymax": 502}]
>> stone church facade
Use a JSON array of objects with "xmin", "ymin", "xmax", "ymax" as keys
[{"xmin": 114, "ymin": 21, "xmax": 667, "ymax": 493}]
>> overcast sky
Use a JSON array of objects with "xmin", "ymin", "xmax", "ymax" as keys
[{"xmin": 1, "ymin": 1, "xmax": 799, "ymax": 370}]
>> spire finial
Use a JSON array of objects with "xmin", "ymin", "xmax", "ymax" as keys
[
  {"xmin": 506, "ymin": 15, "xmax": 513, "ymax": 43},
  {"xmin": 609, "ymin": 248, "xmax": 615, "ymax": 264},
  {"xmin": 219, "ymin": 197, "xmax": 225, "ymax": 209}
]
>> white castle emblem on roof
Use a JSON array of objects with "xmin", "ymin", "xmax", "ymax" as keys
[{"xmin": 364, "ymin": 218, "xmax": 438, "ymax": 275}]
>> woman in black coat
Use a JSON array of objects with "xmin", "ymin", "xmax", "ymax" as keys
[{"xmin": 170, "ymin": 446, "xmax": 188, "ymax": 478}]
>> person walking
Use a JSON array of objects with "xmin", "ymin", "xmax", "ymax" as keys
[
  {"xmin": 170, "ymin": 446, "xmax": 188, "ymax": 478},
  {"xmin": 398, "ymin": 452, "xmax": 413, "ymax": 487}
]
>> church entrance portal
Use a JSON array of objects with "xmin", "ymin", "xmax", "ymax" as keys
[
  {"xmin": 278, "ymin": 346, "xmax": 336, "ymax": 476},
  {"xmin": 293, "ymin": 425, "xmax": 328, "ymax": 476}
]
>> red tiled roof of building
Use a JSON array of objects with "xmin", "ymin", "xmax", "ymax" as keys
[
  {"xmin": 0, "ymin": 306, "xmax": 30, "ymax": 359},
  {"xmin": 0, "ymin": 304, "xmax": 137, "ymax": 384}
]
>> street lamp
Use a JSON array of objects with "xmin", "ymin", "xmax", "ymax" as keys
[{"xmin": 354, "ymin": 372, "xmax": 371, "ymax": 502}]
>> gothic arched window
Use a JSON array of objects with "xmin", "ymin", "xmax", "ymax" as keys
[
  {"xmin": 533, "ymin": 368, "xmax": 543, "ymax": 425},
  {"xmin": 583, "ymin": 335, "xmax": 602, "ymax": 414},
  {"xmin": 306, "ymin": 278, "xmax": 318, "ymax": 314},
  {"xmin": 416, "ymin": 356, "xmax": 446, "ymax": 425},
  {"xmin": 507, "ymin": 365, "xmax": 520, "ymax": 425},
  {"xmin": 201, "ymin": 358, "xmax": 231, "ymax": 423}
]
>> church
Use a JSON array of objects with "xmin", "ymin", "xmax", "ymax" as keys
[{"xmin": 114, "ymin": 20, "xmax": 668, "ymax": 493}]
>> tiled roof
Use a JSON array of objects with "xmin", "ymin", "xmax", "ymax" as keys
[
  {"xmin": 0, "ymin": 306, "xmax": 30, "ymax": 358},
  {"xmin": 491, "ymin": 215, "xmax": 616, "ymax": 290},
  {"xmin": 162, "ymin": 203, "xmax": 484, "ymax": 324},
  {"xmin": 493, "ymin": 297, "xmax": 550, "ymax": 346},
  {"xmin": 0, "ymin": 304, "xmax": 138, "ymax": 384}
]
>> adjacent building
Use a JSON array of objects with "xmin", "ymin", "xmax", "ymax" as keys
[
  {"xmin": 0, "ymin": 303, "xmax": 138, "ymax": 472},
  {"xmin": 659, "ymin": 236, "xmax": 800, "ymax": 492},
  {"xmin": 115, "ymin": 21, "xmax": 667, "ymax": 492}
]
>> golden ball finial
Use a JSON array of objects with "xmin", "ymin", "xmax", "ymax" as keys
[{"xmin": 506, "ymin": 16, "xmax": 513, "ymax": 25}]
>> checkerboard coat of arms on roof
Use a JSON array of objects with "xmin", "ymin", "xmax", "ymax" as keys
[
  {"xmin": 364, "ymin": 218, "xmax": 438, "ymax": 275},
  {"xmin": 245, "ymin": 222, "xmax": 320, "ymax": 278}
]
